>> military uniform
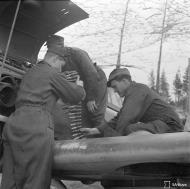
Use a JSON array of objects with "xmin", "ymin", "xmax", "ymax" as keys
[
  {"xmin": 97, "ymin": 82, "xmax": 183, "ymax": 137},
  {"xmin": 1, "ymin": 61, "xmax": 85, "ymax": 189},
  {"xmin": 52, "ymin": 46, "xmax": 107, "ymax": 128}
]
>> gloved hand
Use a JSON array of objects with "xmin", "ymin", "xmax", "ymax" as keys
[{"xmin": 86, "ymin": 100, "xmax": 97, "ymax": 113}]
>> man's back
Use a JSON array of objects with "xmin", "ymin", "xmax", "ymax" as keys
[
  {"xmin": 122, "ymin": 82, "xmax": 183, "ymax": 132},
  {"xmin": 16, "ymin": 62, "xmax": 57, "ymax": 108},
  {"xmin": 54, "ymin": 47, "xmax": 108, "ymax": 128}
]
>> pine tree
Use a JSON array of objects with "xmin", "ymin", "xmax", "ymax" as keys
[
  {"xmin": 182, "ymin": 66, "xmax": 188, "ymax": 95},
  {"xmin": 181, "ymin": 65, "xmax": 189, "ymax": 112},
  {"xmin": 173, "ymin": 70, "xmax": 182, "ymax": 104},
  {"xmin": 148, "ymin": 69, "xmax": 156, "ymax": 90},
  {"xmin": 160, "ymin": 70, "xmax": 170, "ymax": 101}
]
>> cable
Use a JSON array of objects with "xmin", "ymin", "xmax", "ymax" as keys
[{"xmin": 0, "ymin": 0, "xmax": 21, "ymax": 77}]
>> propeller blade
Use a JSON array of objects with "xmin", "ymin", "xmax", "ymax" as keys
[
  {"xmin": 121, "ymin": 64, "xmax": 143, "ymax": 69},
  {"xmin": 99, "ymin": 64, "xmax": 116, "ymax": 68},
  {"xmin": 99, "ymin": 64, "xmax": 143, "ymax": 70}
]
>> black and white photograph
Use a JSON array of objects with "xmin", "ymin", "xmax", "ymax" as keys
[{"xmin": 0, "ymin": 0, "xmax": 190, "ymax": 188}]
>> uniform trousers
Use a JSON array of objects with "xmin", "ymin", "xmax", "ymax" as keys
[{"xmin": 1, "ymin": 106, "xmax": 54, "ymax": 189}]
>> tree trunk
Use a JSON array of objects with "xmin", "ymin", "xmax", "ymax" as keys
[
  {"xmin": 184, "ymin": 58, "xmax": 190, "ymax": 130},
  {"xmin": 156, "ymin": 0, "xmax": 168, "ymax": 92},
  {"xmin": 116, "ymin": 0, "xmax": 130, "ymax": 68}
]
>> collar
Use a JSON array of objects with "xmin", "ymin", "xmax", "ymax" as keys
[
  {"xmin": 124, "ymin": 81, "xmax": 136, "ymax": 97},
  {"xmin": 38, "ymin": 61, "xmax": 52, "ymax": 67}
]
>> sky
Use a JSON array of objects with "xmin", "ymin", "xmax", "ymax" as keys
[{"xmin": 39, "ymin": 0, "xmax": 190, "ymax": 97}]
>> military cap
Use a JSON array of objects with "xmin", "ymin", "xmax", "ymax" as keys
[
  {"xmin": 45, "ymin": 35, "xmax": 64, "ymax": 48},
  {"xmin": 107, "ymin": 68, "xmax": 131, "ymax": 87},
  {"xmin": 47, "ymin": 46, "xmax": 65, "ymax": 58}
]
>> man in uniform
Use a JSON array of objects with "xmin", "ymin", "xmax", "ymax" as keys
[
  {"xmin": 81, "ymin": 68, "xmax": 183, "ymax": 137},
  {"xmin": 1, "ymin": 48, "xmax": 85, "ymax": 189},
  {"xmin": 46, "ymin": 35, "xmax": 107, "ymax": 129}
]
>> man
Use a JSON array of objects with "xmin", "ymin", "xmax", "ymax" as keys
[
  {"xmin": 81, "ymin": 68, "xmax": 183, "ymax": 137},
  {"xmin": 1, "ymin": 48, "xmax": 85, "ymax": 189},
  {"xmin": 46, "ymin": 35, "xmax": 107, "ymax": 128}
]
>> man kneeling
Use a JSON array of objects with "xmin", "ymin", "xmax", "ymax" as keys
[{"xmin": 81, "ymin": 68, "xmax": 183, "ymax": 137}]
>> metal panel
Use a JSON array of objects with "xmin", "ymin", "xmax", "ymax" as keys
[
  {"xmin": 53, "ymin": 132, "xmax": 190, "ymax": 179},
  {"xmin": 0, "ymin": 0, "xmax": 88, "ymax": 63}
]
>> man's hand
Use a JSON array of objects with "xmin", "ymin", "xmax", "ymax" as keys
[
  {"xmin": 80, "ymin": 128, "xmax": 100, "ymax": 136},
  {"xmin": 76, "ymin": 76, "xmax": 84, "ymax": 87},
  {"xmin": 76, "ymin": 76, "xmax": 85, "ymax": 100},
  {"xmin": 0, "ymin": 115, "xmax": 8, "ymax": 122},
  {"xmin": 87, "ymin": 100, "xmax": 97, "ymax": 113}
]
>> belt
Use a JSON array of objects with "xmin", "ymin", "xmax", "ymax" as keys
[{"xmin": 16, "ymin": 103, "xmax": 51, "ymax": 113}]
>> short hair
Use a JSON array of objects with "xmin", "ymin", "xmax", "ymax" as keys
[{"xmin": 112, "ymin": 74, "xmax": 131, "ymax": 83}]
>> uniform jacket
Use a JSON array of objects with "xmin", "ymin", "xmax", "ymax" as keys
[
  {"xmin": 16, "ymin": 61, "xmax": 85, "ymax": 111},
  {"xmin": 97, "ymin": 82, "xmax": 183, "ymax": 135},
  {"xmin": 61, "ymin": 47, "xmax": 105, "ymax": 102},
  {"xmin": 1, "ymin": 61, "xmax": 85, "ymax": 189}
]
